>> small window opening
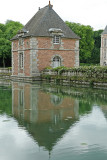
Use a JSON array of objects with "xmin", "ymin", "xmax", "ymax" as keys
[
  {"xmin": 104, "ymin": 49, "xmax": 106, "ymax": 59},
  {"xmin": 53, "ymin": 35, "xmax": 60, "ymax": 44},
  {"xmin": 19, "ymin": 90, "xmax": 24, "ymax": 106},
  {"xmin": 104, "ymin": 38, "xmax": 106, "ymax": 47},
  {"xmin": 19, "ymin": 53, "xmax": 24, "ymax": 69}
]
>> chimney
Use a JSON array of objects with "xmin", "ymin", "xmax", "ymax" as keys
[{"xmin": 49, "ymin": 1, "xmax": 53, "ymax": 8}]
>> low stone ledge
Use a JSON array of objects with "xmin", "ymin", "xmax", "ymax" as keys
[{"xmin": 11, "ymin": 75, "xmax": 42, "ymax": 82}]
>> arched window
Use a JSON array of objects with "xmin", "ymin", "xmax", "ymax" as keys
[
  {"xmin": 51, "ymin": 94, "xmax": 62, "ymax": 106},
  {"xmin": 52, "ymin": 56, "xmax": 61, "ymax": 68}
]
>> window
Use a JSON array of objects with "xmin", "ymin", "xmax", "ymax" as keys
[
  {"xmin": 19, "ymin": 53, "xmax": 24, "ymax": 69},
  {"xmin": 104, "ymin": 38, "xmax": 107, "ymax": 47},
  {"xmin": 104, "ymin": 49, "xmax": 106, "ymax": 59},
  {"xmin": 19, "ymin": 38, "xmax": 23, "ymax": 46},
  {"xmin": 19, "ymin": 90, "xmax": 24, "ymax": 106},
  {"xmin": 51, "ymin": 95, "xmax": 62, "ymax": 106},
  {"xmin": 103, "ymin": 62, "xmax": 107, "ymax": 66},
  {"xmin": 14, "ymin": 43, "xmax": 17, "ymax": 49},
  {"xmin": 53, "ymin": 56, "xmax": 61, "ymax": 68},
  {"xmin": 53, "ymin": 35, "xmax": 60, "ymax": 44}
]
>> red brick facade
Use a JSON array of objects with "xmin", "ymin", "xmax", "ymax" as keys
[
  {"xmin": 12, "ymin": 37, "xmax": 79, "ymax": 77},
  {"xmin": 12, "ymin": 82, "xmax": 79, "ymax": 123}
]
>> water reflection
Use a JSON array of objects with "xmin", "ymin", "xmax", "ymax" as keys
[
  {"xmin": 12, "ymin": 82, "xmax": 79, "ymax": 152},
  {"xmin": 0, "ymin": 82, "xmax": 107, "ymax": 160}
]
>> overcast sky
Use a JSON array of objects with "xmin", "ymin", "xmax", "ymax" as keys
[{"xmin": 0, "ymin": 0, "xmax": 107, "ymax": 30}]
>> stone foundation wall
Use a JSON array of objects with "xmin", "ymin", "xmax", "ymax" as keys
[
  {"xmin": 42, "ymin": 67, "xmax": 107, "ymax": 88},
  {"xmin": 42, "ymin": 68, "xmax": 107, "ymax": 78}
]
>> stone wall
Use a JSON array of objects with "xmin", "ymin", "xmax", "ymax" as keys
[
  {"xmin": 42, "ymin": 67, "xmax": 107, "ymax": 88},
  {"xmin": 0, "ymin": 68, "xmax": 12, "ymax": 80},
  {"xmin": 100, "ymin": 34, "xmax": 107, "ymax": 66},
  {"xmin": 0, "ymin": 68, "xmax": 12, "ymax": 74},
  {"xmin": 42, "ymin": 68, "xmax": 107, "ymax": 78}
]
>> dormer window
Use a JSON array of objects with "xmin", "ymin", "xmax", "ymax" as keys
[
  {"xmin": 18, "ymin": 29, "xmax": 28, "ymax": 37},
  {"xmin": 53, "ymin": 35, "xmax": 60, "ymax": 44},
  {"xmin": 49, "ymin": 28, "xmax": 64, "ymax": 45}
]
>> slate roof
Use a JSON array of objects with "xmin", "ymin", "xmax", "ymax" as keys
[
  {"xmin": 102, "ymin": 26, "xmax": 107, "ymax": 35},
  {"xmin": 12, "ymin": 4, "xmax": 80, "ymax": 40}
]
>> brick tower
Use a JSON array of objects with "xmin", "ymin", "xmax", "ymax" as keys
[{"xmin": 11, "ymin": 2, "xmax": 80, "ymax": 81}]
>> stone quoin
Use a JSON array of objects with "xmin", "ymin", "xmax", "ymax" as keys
[{"xmin": 11, "ymin": 1, "xmax": 80, "ymax": 80}]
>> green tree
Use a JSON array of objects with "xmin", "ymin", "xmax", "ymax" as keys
[
  {"xmin": 0, "ymin": 38, "xmax": 11, "ymax": 67},
  {"xmin": 66, "ymin": 22, "xmax": 94, "ymax": 63},
  {"xmin": 5, "ymin": 20, "xmax": 23, "ymax": 40},
  {"xmin": 0, "ymin": 23, "xmax": 6, "ymax": 38},
  {"xmin": 0, "ymin": 20, "xmax": 23, "ymax": 67},
  {"xmin": 91, "ymin": 30, "xmax": 103, "ymax": 64}
]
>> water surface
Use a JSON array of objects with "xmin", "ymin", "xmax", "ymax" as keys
[{"xmin": 0, "ymin": 82, "xmax": 107, "ymax": 160}]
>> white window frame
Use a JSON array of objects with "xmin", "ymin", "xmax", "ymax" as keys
[
  {"xmin": 19, "ymin": 52, "xmax": 24, "ymax": 69},
  {"xmin": 53, "ymin": 56, "xmax": 61, "ymax": 68},
  {"xmin": 53, "ymin": 35, "xmax": 60, "ymax": 44}
]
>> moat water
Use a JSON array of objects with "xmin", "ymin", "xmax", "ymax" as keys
[{"xmin": 0, "ymin": 82, "xmax": 107, "ymax": 160}]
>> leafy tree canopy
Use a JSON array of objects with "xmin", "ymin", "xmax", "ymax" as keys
[
  {"xmin": 91, "ymin": 30, "xmax": 103, "ymax": 64},
  {"xmin": 0, "ymin": 20, "xmax": 23, "ymax": 67},
  {"xmin": 5, "ymin": 20, "xmax": 23, "ymax": 40},
  {"xmin": 66, "ymin": 22, "xmax": 95, "ymax": 63}
]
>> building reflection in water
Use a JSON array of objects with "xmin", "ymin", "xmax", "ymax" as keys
[{"xmin": 12, "ymin": 82, "xmax": 79, "ymax": 152}]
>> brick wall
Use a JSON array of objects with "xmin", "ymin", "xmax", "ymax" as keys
[
  {"xmin": 37, "ymin": 37, "xmax": 78, "ymax": 71},
  {"xmin": 37, "ymin": 50, "xmax": 75, "ymax": 71},
  {"xmin": 12, "ymin": 38, "xmax": 31, "ymax": 76},
  {"xmin": 12, "ymin": 36, "xmax": 79, "ymax": 77},
  {"xmin": 37, "ymin": 37, "xmax": 76, "ymax": 50}
]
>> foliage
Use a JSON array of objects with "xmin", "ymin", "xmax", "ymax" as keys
[
  {"xmin": 66, "ymin": 22, "xmax": 103, "ymax": 64},
  {"xmin": 66, "ymin": 22, "xmax": 94, "ymax": 63},
  {"xmin": 0, "ymin": 38, "xmax": 11, "ymax": 67},
  {"xmin": 45, "ymin": 66, "xmax": 107, "ymax": 73},
  {"xmin": 0, "ymin": 20, "xmax": 23, "ymax": 67},
  {"xmin": 91, "ymin": 30, "xmax": 103, "ymax": 64},
  {"xmin": 80, "ymin": 63, "xmax": 100, "ymax": 66},
  {"xmin": 0, "ymin": 86, "xmax": 12, "ymax": 115},
  {"xmin": 5, "ymin": 20, "xmax": 23, "ymax": 40}
]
